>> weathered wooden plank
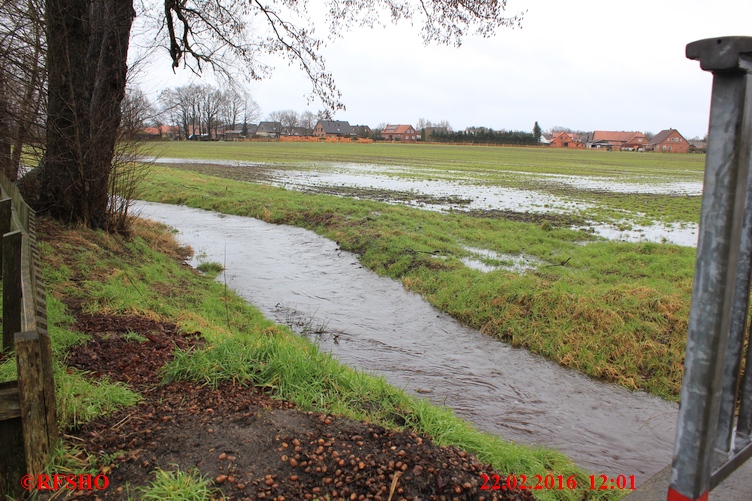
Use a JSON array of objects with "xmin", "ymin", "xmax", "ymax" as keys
[
  {"xmin": 0, "ymin": 416, "xmax": 25, "ymax": 498},
  {"xmin": 20, "ymin": 235, "xmax": 36, "ymax": 333},
  {"xmin": 0, "ymin": 199, "xmax": 11, "ymax": 277},
  {"xmin": 15, "ymin": 330, "xmax": 51, "ymax": 476},
  {"xmin": 37, "ymin": 329, "xmax": 58, "ymax": 446},
  {"xmin": 3, "ymin": 231, "xmax": 22, "ymax": 352},
  {"xmin": 0, "ymin": 380, "xmax": 21, "ymax": 421}
]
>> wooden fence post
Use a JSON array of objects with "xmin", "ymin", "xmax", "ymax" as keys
[
  {"xmin": 0, "ymin": 380, "xmax": 24, "ymax": 498},
  {"xmin": 0, "ymin": 199, "xmax": 11, "ymax": 278},
  {"xmin": 15, "ymin": 331, "xmax": 54, "ymax": 476},
  {"xmin": 2, "ymin": 230, "xmax": 22, "ymax": 352}
]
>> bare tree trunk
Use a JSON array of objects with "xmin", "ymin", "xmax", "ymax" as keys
[
  {"xmin": 40, "ymin": 0, "xmax": 134, "ymax": 229},
  {"xmin": 41, "ymin": 0, "xmax": 90, "ymax": 224},
  {"xmin": 86, "ymin": 0, "xmax": 134, "ymax": 230}
]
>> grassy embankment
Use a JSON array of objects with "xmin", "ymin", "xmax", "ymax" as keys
[
  {"xmin": 0, "ymin": 217, "xmax": 614, "ymax": 500},
  {"xmin": 154, "ymin": 141, "xmax": 705, "ymax": 226},
  {"xmin": 140, "ymin": 142, "xmax": 701, "ymax": 401}
]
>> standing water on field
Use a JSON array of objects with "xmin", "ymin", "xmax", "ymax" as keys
[
  {"xmin": 152, "ymin": 158, "xmax": 702, "ymax": 247},
  {"xmin": 135, "ymin": 201, "xmax": 679, "ymax": 483}
]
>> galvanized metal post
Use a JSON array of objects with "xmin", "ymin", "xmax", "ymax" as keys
[{"xmin": 670, "ymin": 37, "xmax": 752, "ymax": 501}]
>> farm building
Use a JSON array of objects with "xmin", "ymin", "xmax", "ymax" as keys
[
  {"xmin": 549, "ymin": 132, "xmax": 585, "ymax": 149},
  {"xmin": 382, "ymin": 124, "xmax": 418, "ymax": 142},
  {"xmin": 256, "ymin": 121, "xmax": 282, "ymax": 138},
  {"xmin": 645, "ymin": 129, "xmax": 690, "ymax": 153},
  {"xmin": 312, "ymin": 120, "xmax": 354, "ymax": 138},
  {"xmin": 586, "ymin": 131, "xmax": 648, "ymax": 151}
]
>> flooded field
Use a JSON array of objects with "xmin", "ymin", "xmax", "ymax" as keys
[{"xmin": 152, "ymin": 157, "xmax": 701, "ymax": 246}]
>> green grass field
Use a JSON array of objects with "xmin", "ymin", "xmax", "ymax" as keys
[
  {"xmin": 139, "ymin": 142, "xmax": 704, "ymax": 401},
  {"xmin": 154, "ymin": 141, "xmax": 705, "ymax": 180}
]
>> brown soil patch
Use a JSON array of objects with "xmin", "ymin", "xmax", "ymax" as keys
[
  {"xmin": 463, "ymin": 209, "xmax": 586, "ymax": 228},
  {"xmin": 59, "ymin": 310, "xmax": 536, "ymax": 501}
]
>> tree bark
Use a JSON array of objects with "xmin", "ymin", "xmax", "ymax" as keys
[{"xmin": 41, "ymin": 0, "xmax": 134, "ymax": 229}]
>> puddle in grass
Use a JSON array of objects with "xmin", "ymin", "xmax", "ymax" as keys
[
  {"xmin": 460, "ymin": 246, "xmax": 543, "ymax": 273},
  {"xmin": 135, "ymin": 200, "xmax": 679, "ymax": 484},
  {"xmin": 153, "ymin": 158, "xmax": 701, "ymax": 247}
]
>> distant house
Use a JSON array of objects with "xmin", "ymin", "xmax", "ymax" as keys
[
  {"xmin": 140, "ymin": 127, "xmax": 162, "ymax": 140},
  {"xmin": 539, "ymin": 133, "xmax": 553, "ymax": 145},
  {"xmin": 587, "ymin": 131, "xmax": 648, "ymax": 151},
  {"xmin": 351, "ymin": 124, "xmax": 373, "ymax": 139},
  {"xmin": 286, "ymin": 126, "xmax": 309, "ymax": 137},
  {"xmin": 549, "ymin": 132, "xmax": 585, "ymax": 149},
  {"xmin": 245, "ymin": 124, "xmax": 259, "ymax": 137},
  {"xmin": 255, "ymin": 121, "xmax": 282, "ymax": 138},
  {"xmin": 313, "ymin": 120, "xmax": 353, "ymax": 138},
  {"xmin": 382, "ymin": 124, "xmax": 418, "ymax": 142},
  {"xmin": 138, "ymin": 125, "xmax": 179, "ymax": 140},
  {"xmin": 689, "ymin": 140, "xmax": 707, "ymax": 153},
  {"xmin": 223, "ymin": 126, "xmax": 245, "ymax": 141},
  {"xmin": 645, "ymin": 129, "xmax": 690, "ymax": 153}
]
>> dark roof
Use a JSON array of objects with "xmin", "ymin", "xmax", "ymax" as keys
[
  {"xmin": 647, "ymin": 129, "xmax": 683, "ymax": 145},
  {"xmin": 257, "ymin": 121, "xmax": 281, "ymax": 133},
  {"xmin": 316, "ymin": 120, "xmax": 353, "ymax": 135},
  {"xmin": 289, "ymin": 126, "xmax": 309, "ymax": 136}
]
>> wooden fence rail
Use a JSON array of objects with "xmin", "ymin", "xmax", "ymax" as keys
[{"xmin": 0, "ymin": 171, "xmax": 56, "ymax": 498}]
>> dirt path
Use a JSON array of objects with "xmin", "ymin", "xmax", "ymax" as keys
[{"xmin": 62, "ymin": 308, "xmax": 536, "ymax": 501}]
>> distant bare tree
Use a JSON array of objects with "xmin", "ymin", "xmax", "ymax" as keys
[
  {"xmin": 242, "ymin": 98, "xmax": 261, "ymax": 136},
  {"xmin": 120, "ymin": 87, "xmax": 155, "ymax": 140},
  {"xmin": 266, "ymin": 110, "xmax": 284, "ymax": 135},
  {"xmin": 435, "ymin": 119, "xmax": 452, "ymax": 132},
  {"xmin": 220, "ymin": 88, "xmax": 244, "ymax": 131},
  {"xmin": 0, "ymin": 0, "xmax": 46, "ymax": 181},
  {"xmin": 279, "ymin": 110, "xmax": 300, "ymax": 135},
  {"xmin": 300, "ymin": 110, "xmax": 316, "ymax": 134},
  {"xmin": 416, "ymin": 118, "xmax": 432, "ymax": 129},
  {"xmin": 108, "ymin": 84, "xmax": 157, "ymax": 233}
]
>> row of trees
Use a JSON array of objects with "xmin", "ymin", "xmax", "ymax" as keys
[
  {"xmin": 158, "ymin": 84, "xmax": 261, "ymax": 140},
  {"xmin": 428, "ymin": 127, "xmax": 540, "ymax": 146}
]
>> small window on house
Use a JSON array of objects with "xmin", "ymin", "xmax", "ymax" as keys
[{"xmin": 663, "ymin": 146, "xmax": 667, "ymax": 151}]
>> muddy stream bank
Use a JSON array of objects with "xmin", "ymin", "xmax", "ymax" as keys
[{"xmin": 135, "ymin": 201, "xmax": 679, "ymax": 485}]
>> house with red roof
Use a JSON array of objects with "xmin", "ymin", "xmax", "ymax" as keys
[
  {"xmin": 549, "ymin": 132, "xmax": 585, "ymax": 149},
  {"xmin": 382, "ymin": 124, "xmax": 418, "ymax": 142},
  {"xmin": 587, "ymin": 131, "xmax": 648, "ymax": 151}
]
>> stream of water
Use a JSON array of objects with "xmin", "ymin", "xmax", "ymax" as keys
[{"xmin": 135, "ymin": 201, "xmax": 680, "ymax": 484}]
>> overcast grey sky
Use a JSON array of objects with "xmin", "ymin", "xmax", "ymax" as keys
[{"xmin": 137, "ymin": 0, "xmax": 751, "ymax": 138}]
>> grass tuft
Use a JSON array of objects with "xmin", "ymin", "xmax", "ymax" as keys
[{"xmin": 139, "ymin": 467, "xmax": 217, "ymax": 501}]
